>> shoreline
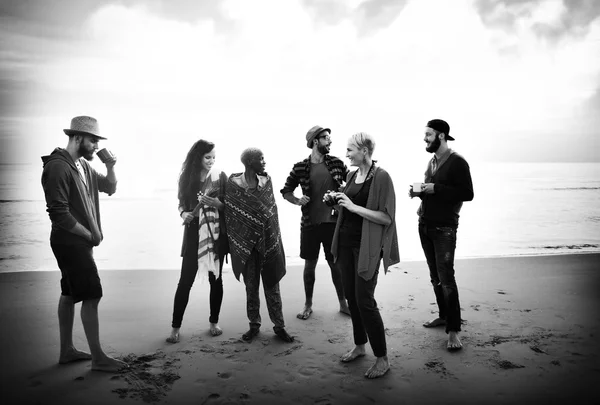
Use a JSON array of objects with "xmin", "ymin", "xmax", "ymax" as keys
[
  {"xmin": 1, "ymin": 253, "xmax": 599, "ymax": 404},
  {"xmin": 6, "ymin": 250, "xmax": 599, "ymax": 274}
]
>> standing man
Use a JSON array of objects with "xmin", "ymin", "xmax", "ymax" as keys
[
  {"xmin": 409, "ymin": 119, "xmax": 474, "ymax": 351},
  {"xmin": 41, "ymin": 116, "xmax": 126, "ymax": 372},
  {"xmin": 281, "ymin": 125, "xmax": 350, "ymax": 320},
  {"xmin": 225, "ymin": 147, "xmax": 294, "ymax": 343}
]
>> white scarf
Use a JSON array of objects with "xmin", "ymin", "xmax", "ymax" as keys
[{"xmin": 197, "ymin": 170, "xmax": 221, "ymax": 282}]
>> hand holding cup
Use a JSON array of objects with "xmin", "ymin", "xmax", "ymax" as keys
[{"xmin": 97, "ymin": 148, "xmax": 117, "ymax": 168}]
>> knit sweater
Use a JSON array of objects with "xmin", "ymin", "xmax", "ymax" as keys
[
  {"xmin": 41, "ymin": 148, "xmax": 117, "ymax": 245},
  {"xmin": 418, "ymin": 151, "xmax": 474, "ymax": 227}
]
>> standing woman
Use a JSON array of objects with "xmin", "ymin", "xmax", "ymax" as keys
[
  {"xmin": 167, "ymin": 140, "xmax": 229, "ymax": 343},
  {"xmin": 330, "ymin": 132, "xmax": 400, "ymax": 379}
]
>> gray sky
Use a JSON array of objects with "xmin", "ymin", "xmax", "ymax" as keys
[{"xmin": 1, "ymin": 0, "xmax": 599, "ymax": 166}]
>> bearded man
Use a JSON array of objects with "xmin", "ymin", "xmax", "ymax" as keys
[
  {"xmin": 41, "ymin": 116, "xmax": 126, "ymax": 372},
  {"xmin": 280, "ymin": 126, "xmax": 350, "ymax": 320},
  {"xmin": 409, "ymin": 119, "xmax": 474, "ymax": 351}
]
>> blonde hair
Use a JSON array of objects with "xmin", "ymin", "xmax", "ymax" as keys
[{"xmin": 348, "ymin": 132, "xmax": 375, "ymax": 157}]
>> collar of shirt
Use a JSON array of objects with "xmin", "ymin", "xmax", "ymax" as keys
[{"xmin": 231, "ymin": 173, "xmax": 268, "ymax": 190}]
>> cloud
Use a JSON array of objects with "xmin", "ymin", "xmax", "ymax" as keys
[
  {"xmin": 0, "ymin": 0, "xmax": 232, "ymax": 39},
  {"xmin": 301, "ymin": 0, "xmax": 409, "ymax": 36},
  {"xmin": 474, "ymin": 0, "xmax": 600, "ymax": 42}
]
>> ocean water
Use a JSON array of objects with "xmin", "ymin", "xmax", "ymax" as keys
[{"xmin": 1, "ymin": 161, "xmax": 599, "ymax": 273}]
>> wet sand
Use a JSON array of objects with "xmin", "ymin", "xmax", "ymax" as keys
[{"xmin": 1, "ymin": 253, "xmax": 598, "ymax": 404}]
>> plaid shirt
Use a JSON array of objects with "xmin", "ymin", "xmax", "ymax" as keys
[{"xmin": 280, "ymin": 154, "xmax": 348, "ymax": 228}]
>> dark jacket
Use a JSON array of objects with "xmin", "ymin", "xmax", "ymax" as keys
[
  {"xmin": 41, "ymin": 148, "xmax": 117, "ymax": 245},
  {"xmin": 418, "ymin": 152, "xmax": 474, "ymax": 227}
]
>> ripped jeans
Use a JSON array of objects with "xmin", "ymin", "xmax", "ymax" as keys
[{"xmin": 418, "ymin": 223, "xmax": 461, "ymax": 333}]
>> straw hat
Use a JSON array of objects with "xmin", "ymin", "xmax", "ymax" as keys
[
  {"xmin": 306, "ymin": 125, "xmax": 330, "ymax": 148},
  {"xmin": 63, "ymin": 116, "xmax": 106, "ymax": 140}
]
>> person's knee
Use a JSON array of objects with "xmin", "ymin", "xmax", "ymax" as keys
[
  {"xmin": 304, "ymin": 259, "xmax": 318, "ymax": 272},
  {"xmin": 82, "ymin": 298, "xmax": 100, "ymax": 309}
]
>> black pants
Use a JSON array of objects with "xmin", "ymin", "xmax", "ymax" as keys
[
  {"xmin": 337, "ymin": 245, "xmax": 387, "ymax": 357},
  {"xmin": 419, "ymin": 223, "xmax": 461, "ymax": 333},
  {"xmin": 171, "ymin": 224, "xmax": 224, "ymax": 328}
]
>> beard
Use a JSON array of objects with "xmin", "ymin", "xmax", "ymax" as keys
[
  {"xmin": 317, "ymin": 143, "xmax": 330, "ymax": 155},
  {"xmin": 78, "ymin": 143, "xmax": 95, "ymax": 161},
  {"xmin": 426, "ymin": 134, "xmax": 441, "ymax": 153}
]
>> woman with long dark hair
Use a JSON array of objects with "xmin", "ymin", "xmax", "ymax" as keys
[{"xmin": 167, "ymin": 139, "xmax": 229, "ymax": 343}]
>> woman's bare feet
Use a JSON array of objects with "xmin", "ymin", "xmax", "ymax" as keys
[
  {"xmin": 92, "ymin": 355, "xmax": 128, "ymax": 373},
  {"xmin": 340, "ymin": 345, "xmax": 366, "ymax": 363},
  {"xmin": 297, "ymin": 306, "xmax": 313, "ymax": 320},
  {"xmin": 447, "ymin": 331, "xmax": 463, "ymax": 351},
  {"xmin": 423, "ymin": 317, "xmax": 446, "ymax": 328},
  {"xmin": 365, "ymin": 356, "xmax": 390, "ymax": 379},
  {"xmin": 59, "ymin": 347, "xmax": 92, "ymax": 364},
  {"xmin": 210, "ymin": 323, "xmax": 223, "ymax": 336},
  {"xmin": 339, "ymin": 299, "xmax": 351, "ymax": 316},
  {"xmin": 166, "ymin": 328, "xmax": 180, "ymax": 343}
]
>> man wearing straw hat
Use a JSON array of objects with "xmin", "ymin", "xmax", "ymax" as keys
[
  {"xmin": 41, "ymin": 115, "xmax": 126, "ymax": 372},
  {"xmin": 280, "ymin": 125, "xmax": 350, "ymax": 320}
]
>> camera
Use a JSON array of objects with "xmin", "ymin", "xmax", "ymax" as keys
[{"xmin": 323, "ymin": 190, "xmax": 339, "ymax": 207}]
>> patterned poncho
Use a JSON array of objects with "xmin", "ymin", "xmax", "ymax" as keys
[{"xmin": 224, "ymin": 173, "xmax": 286, "ymax": 288}]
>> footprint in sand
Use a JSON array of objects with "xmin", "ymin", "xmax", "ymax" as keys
[{"xmin": 201, "ymin": 393, "xmax": 221, "ymax": 404}]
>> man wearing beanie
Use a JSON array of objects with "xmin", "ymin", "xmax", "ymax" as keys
[
  {"xmin": 280, "ymin": 126, "xmax": 350, "ymax": 320},
  {"xmin": 409, "ymin": 119, "xmax": 474, "ymax": 351}
]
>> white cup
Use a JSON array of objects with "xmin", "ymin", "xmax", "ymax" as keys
[{"xmin": 412, "ymin": 182, "xmax": 423, "ymax": 193}]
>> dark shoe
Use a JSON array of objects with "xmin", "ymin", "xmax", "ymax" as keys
[
  {"xmin": 242, "ymin": 327, "xmax": 260, "ymax": 342},
  {"xmin": 274, "ymin": 327, "xmax": 294, "ymax": 343}
]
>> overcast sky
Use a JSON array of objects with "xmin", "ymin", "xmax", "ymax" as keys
[{"xmin": 1, "ymin": 0, "xmax": 599, "ymax": 176}]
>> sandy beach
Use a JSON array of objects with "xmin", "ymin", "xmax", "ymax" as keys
[{"xmin": 1, "ymin": 253, "xmax": 599, "ymax": 405}]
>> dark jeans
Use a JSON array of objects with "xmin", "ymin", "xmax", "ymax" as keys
[
  {"xmin": 418, "ymin": 223, "xmax": 461, "ymax": 333},
  {"xmin": 171, "ymin": 240, "xmax": 224, "ymax": 328},
  {"xmin": 337, "ymin": 246, "xmax": 387, "ymax": 357}
]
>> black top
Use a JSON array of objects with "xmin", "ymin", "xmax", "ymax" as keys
[
  {"xmin": 339, "ymin": 172, "xmax": 373, "ymax": 248},
  {"xmin": 418, "ymin": 152, "xmax": 474, "ymax": 227}
]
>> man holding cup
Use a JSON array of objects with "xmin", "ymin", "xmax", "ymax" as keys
[
  {"xmin": 409, "ymin": 119, "xmax": 474, "ymax": 351},
  {"xmin": 41, "ymin": 115, "xmax": 126, "ymax": 372}
]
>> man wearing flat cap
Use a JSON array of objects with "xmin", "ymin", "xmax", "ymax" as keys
[
  {"xmin": 280, "ymin": 125, "xmax": 350, "ymax": 320},
  {"xmin": 409, "ymin": 119, "xmax": 474, "ymax": 351},
  {"xmin": 41, "ymin": 115, "xmax": 126, "ymax": 372}
]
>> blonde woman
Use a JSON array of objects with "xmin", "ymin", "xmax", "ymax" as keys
[{"xmin": 330, "ymin": 132, "xmax": 399, "ymax": 379}]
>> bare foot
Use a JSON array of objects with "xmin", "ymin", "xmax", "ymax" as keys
[
  {"xmin": 92, "ymin": 356, "xmax": 128, "ymax": 373},
  {"xmin": 166, "ymin": 328, "xmax": 180, "ymax": 343},
  {"xmin": 423, "ymin": 317, "xmax": 446, "ymax": 328},
  {"xmin": 274, "ymin": 327, "xmax": 295, "ymax": 343},
  {"xmin": 447, "ymin": 331, "xmax": 463, "ymax": 351},
  {"xmin": 339, "ymin": 300, "xmax": 351, "ymax": 316},
  {"xmin": 59, "ymin": 348, "xmax": 92, "ymax": 364},
  {"xmin": 210, "ymin": 323, "xmax": 223, "ymax": 336},
  {"xmin": 365, "ymin": 356, "xmax": 390, "ymax": 379},
  {"xmin": 296, "ymin": 306, "xmax": 313, "ymax": 320},
  {"xmin": 340, "ymin": 345, "xmax": 366, "ymax": 363}
]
